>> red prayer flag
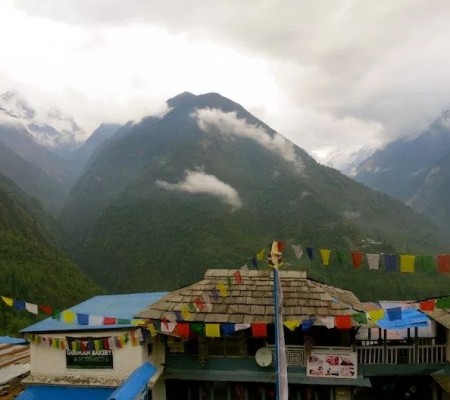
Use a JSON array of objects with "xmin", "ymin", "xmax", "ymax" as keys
[
  {"xmin": 39, "ymin": 305, "xmax": 53, "ymax": 315},
  {"xmin": 103, "ymin": 317, "xmax": 117, "ymax": 325},
  {"xmin": 103, "ymin": 338, "xmax": 110, "ymax": 350},
  {"xmin": 335, "ymin": 315, "xmax": 352, "ymax": 329},
  {"xmin": 233, "ymin": 270, "xmax": 243, "ymax": 284},
  {"xmin": 351, "ymin": 252, "xmax": 364, "ymax": 269},
  {"xmin": 175, "ymin": 323, "xmax": 190, "ymax": 338},
  {"xmin": 194, "ymin": 297, "xmax": 205, "ymax": 311},
  {"xmin": 251, "ymin": 323, "xmax": 267, "ymax": 338},
  {"xmin": 419, "ymin": 299, "xmax": 435, "ymax": 311},
  {"xmin": 437, "ymin": 255, "xmax": 450, "ymax": 273}
]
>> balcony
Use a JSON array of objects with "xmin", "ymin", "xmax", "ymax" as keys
[{"xmin": 267, "ymin": 343, "xmax": 447, "ymax": 366}]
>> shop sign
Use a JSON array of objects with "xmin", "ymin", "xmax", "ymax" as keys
[{"xmin": 66, "ymin": 348, "xmax": 113, "ymax": 369}]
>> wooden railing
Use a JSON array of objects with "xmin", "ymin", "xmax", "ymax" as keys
[
  {"xmin": 356, "ymin": 343, "xmax": 446, "ymax": 364},
  {"xmin": 267, "ymin": 344, "xmax": 446, "ymax": 366}
]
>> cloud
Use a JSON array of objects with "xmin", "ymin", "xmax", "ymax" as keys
[
  {"xmin": 155, "ymin": 169, "xmax": 242, "ymax": 211},
  {"xmin": 193, "ymin": 108, "xmax": 305, "ymax": 172},
  {"xmin": 7, "ymin": 0, "xmax": 450, "ymax": 165}
]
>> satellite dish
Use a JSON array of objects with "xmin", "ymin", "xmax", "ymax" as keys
[{"xmin": 255, "ymin": 347, "xmax": 273, "ymax": 367}]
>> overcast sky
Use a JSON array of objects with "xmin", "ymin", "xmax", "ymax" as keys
[{"xmin": 2, "ymin": 0, "xmax": 450, "ymax": 164}]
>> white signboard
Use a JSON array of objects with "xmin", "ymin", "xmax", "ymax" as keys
[{"xmin": 306, "ymin": 349, "xmax": 357, "ymax": 379}]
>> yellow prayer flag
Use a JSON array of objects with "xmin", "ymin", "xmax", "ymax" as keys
[
  {"xmin": 148, "ymin": 323, "xmax": 157, "ymax": 337},
  {"xmin": 205, "ymin": 324, "xmax": 221, "ymax": 338},
  {"xmin": 61, "ymin": 310, "xmax": 76, "ymax": 324},
  {"xmin": 400, "ymin": 255, "xmax": 415, "ymax": 273},
  {"xmin": 181, "ymin": 305, "xmax": 192, "ymax": 320},
  {"xmin": 1, "ymin": 296, "xmax": 13, "ymax": 307},
  {"xmin": 367, "ymin": 309, "xmax": 384, "ymax": 322},
  {"xmin": 131, "ymin": 319, "xmax": 145, "ymax": 326},
  {"xmin": 284, "ymin": 320, "xmax": 300, "ymax": 331},
  {"xmin": 94, "ymin": 339, "xmax": 101, "ymax": 351},
  {"xmin": 320, "ymin": 249, "xmax": 332, "ymax": 266},
  {"xmin": 256, "ymin": 248, "xmax": 266, "ymax": 261},
  {"xmin": 217, "ymin": 281, "xmax": 229, "ymax": 297}
]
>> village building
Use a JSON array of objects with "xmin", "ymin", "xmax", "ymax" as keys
[
  {"xmin": 15, "ymin": 269, "xmax": 450, "ymax": 400},
  {"xmin": 136, "ymin": 269, "xmax": 449, "ymax": 400},
  {"xmin": 17, "ymin": 292, "xmax": 167, "ymax": 400}
]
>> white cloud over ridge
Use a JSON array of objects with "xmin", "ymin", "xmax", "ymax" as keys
[
  {"xmin": 193, "ymin": 108, "xmax": 305, "ymax": 172},
  {"xmin": 155, "ymin": 169, "xmax": 242, "ymax": 211},
  {"xmin": 5, "ymin": 1, "xmax": 450, "ymax": 167}
]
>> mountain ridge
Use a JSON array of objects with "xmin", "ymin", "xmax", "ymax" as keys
[{"xmin": 59, "ymin": 92, "xmax": 450, "ymax": 299}]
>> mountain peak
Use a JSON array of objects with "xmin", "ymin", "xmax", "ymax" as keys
[
  {"xmin": 166, "ymin": 92, "xmax": 241, "ymax": 113},
  {"xmin": 0, "ymin": 90, "xmax": 35, "ymax": 119},
  {"xmin": 166, "ymin": 92, "xmax": 196, "ymax": 108},
  {"xmin": 0, "ymin": 90, "xmax": 86, "ymax": 154}
]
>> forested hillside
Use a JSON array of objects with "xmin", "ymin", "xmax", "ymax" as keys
[{"xmin": 0, "ymin": 175, "xmax": 100, "ymax": 333}]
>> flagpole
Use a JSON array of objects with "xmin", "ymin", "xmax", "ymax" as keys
[
  {"xmin": 272, "ymin": 242, "xmax": 288, "ymax": 400},
  {"xmin": 273, "ymin": 266, "xmax": 281, "ymax": 400}
]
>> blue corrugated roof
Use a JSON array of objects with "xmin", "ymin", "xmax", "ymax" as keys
[
  {"xmin": 21, "ymin": 292, "xmax": 167, "ymax": 333},
  {"xmin": 16, "ymin": 385, "xmax": 114, "ymax": 400},
  {"xmin": 0, "ymin": 336, "xmax": 28, "ymax": 344},
  {"xmin": 107, "ymin": 362, "xmax": 156, "ymax": 400}
]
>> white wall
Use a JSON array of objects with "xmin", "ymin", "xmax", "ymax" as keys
[{"xmin": 30, "ymin": 329, "xmax": 146, "ymax": 380}]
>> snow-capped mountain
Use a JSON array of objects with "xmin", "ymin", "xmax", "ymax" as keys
[
  {"xmin": 0, "ymin": 90, "xmax": 87, "ymax": 155},
  {"xmin": 312, "ymin": 146, "xmax": 375, "ymax": 176}
]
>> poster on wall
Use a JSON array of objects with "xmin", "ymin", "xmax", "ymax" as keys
[{"xmin": 306, "ymin": 349, "xmax": 357, "ymax": 378}]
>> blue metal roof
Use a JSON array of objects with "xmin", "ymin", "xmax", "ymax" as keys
[
  {"xmin": 107, "ymin": 362, "xmax": 156, "ymax": 400},
  {"xmin": 0, "ymin": 336, "xmax": 28, "ymax": 344},
  {"xmin": 16, "ymin": 385, "xmax": 114, "ymax": 400},
  {"xmin": 21, "ymin": 292, "xmax": 168, "ymax": 333}
]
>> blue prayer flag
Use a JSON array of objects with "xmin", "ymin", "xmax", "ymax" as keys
[
  {"xmin": 13, "ymin": 300, "xmax": 25, "ymax": 310},
  {"xmin": 302, "ymin": 319, "xmax": 314, "ymax": 332},
  {"xmin": 384, "ymin": 254, "xmax": 399, "ymax": 272},
  {"xmin": 305, "ymin": 247, "xmax": 314, "ymax": 260},
  {"xmin": 77, "ymin": 313, "xmax": 89, "ymax": 325},
  {"xmin": 386, "ymin": 307, "xmax": 402, "ymax": 321}
]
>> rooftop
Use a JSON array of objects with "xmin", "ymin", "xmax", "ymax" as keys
[
  {"xmin": 21, "ymin": 292, "xmax": 168, "ymax": 333},
  {"xmin": 137, "ymin": 269, "xmax": 364, "ymax": 323}
]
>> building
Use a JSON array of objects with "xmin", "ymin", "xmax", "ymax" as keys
[
  {"xmin": 137, "ymin": 269, "xmax": 370, "ymax": 400},
  {"xmin": 17, "ymin": 270, "xmax": 450, "ymax": 400},
  {"xmin": 17, "ymin": 292, "xmax": 167, "ymax": 400},
  {"xmin": 136, "ymin": 269, "xmax": 449, "ymax": 400}
]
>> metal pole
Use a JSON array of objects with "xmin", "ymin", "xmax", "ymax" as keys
[{"xmin": 274, "ymin": 267, "xmax": 280, "ymax": 400}]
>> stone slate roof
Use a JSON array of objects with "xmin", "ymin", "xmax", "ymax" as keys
[
  {"xmin": 423, "ymin": 309, "xmax": 450, "ymax": 329},
  {"xmin": 137, "ymin": 269, "xmax": 365, "ymax": 324}
]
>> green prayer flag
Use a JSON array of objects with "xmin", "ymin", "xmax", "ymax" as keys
[
  {"xmin": 227, "ymin": 276, "xmax": 233, "ymax": 289},
  {"xmin": 191, "ymin": 323, "xmax": 204, "ymax": 335},
  {"xmin": 188, "ymin": 302, "xmax": 196, "ymax": 312},
  {"xmin": 351, "ymin": 313, "xmax": 367, "ymax": 324},
  {"xmin": 436, "ymin": 297, "xmax": 450, "ymax": 309},
  {"xmin": 336, "ymin": 251, "xmax": 345, "ymax": 266},
  {"xmin": 117, "ymin": 318, "xmax": 130, "ymax": 325},
  {"xmin": 419, "ymin": 255, "xmax": 435, "ymax": 272},
  {"xmin": 52, "ymin": 309, "xmax": 61, "ymax": 320}
]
